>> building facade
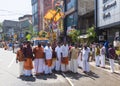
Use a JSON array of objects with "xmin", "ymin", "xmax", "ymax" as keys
[
  {"xmin": 19, "ymin": 15, "xmax": 32, "ymax": 38},
  {"xmin": 78, "ymin": 0, "xmax": 94, "ymax": 34},
  {"xmin": 31, "ymin": 0, "xmax": 53, "ymax": 32},
  {"xmin": 95, "ymin": 0, "xmax": 120, "ymax": 42},
  {"xmin": 31, "ymin": 0, "xmax": 39, "ymax": 32},
  {"xmin": 0, "ymin": 24, "xmax": 3, "ymax": 40},
  {"xmin": 64, "ymin": 0, "xmax": 78, "ymax": 36},
  {"xmin": 2, "ymin": 20, "xmax": 20, "ymax": 41},
  {"xmin": 64, "ymin": 0, "xmax": 94, "ymax": 36}
]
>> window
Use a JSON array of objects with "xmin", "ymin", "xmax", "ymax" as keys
[
  {"xmin": 31, "ymin": 0, "xmax": 37, "ymax": 4},
  {"xmin": 32, "ymin": 3, "xmax": 38, "ymax": 14},
  {"xmin": 66, "ymin": 0, "xmax": 76, "ymax": 10},
  {"xmin": 66, "ymin": 12, "xmax": 78, "ymax": 27},
  {"xmin": 33, "ymin": 13, "xmax": 38, "ymax": 25}
]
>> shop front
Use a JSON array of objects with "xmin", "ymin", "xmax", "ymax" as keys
[{"xmin": 95, "ymin": 0, "xmax": 120, "ymax": 42}]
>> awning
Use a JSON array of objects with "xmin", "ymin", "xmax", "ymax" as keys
[{"xmin": 79, "ymin": 34, "xmax": 88, "ymax": 38}]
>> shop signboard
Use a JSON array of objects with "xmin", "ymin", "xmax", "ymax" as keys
[{"xmin": 97, "ymin": 0, "xmax": 120, "ymax": 28}]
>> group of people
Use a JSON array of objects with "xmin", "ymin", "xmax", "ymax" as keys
[
  {"xmin": 90, "ymin": 42, "xmax": 120, "ymax": 73},
  {"xmin": 16, "ymin": 41, "xmax": 92, "ymax": 77},
  {"xmin": 16, "ymin": 41, "xmax": 120, "ymax": 78},
  {"xmin": 0, "ymin": 41, "xmax": 19, "ymax": 53}
]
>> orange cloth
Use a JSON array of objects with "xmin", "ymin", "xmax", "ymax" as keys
[
  {"xmin": 61, "ymin": 57, "xmax": 69, "ymax": 65},
  {"xmin": 33, "ymin": 47, "xmax": 44, "ymax": 58},
  {"xmin": 4, "ymin": 46, "xmax": 7, "ymax": 50},
  {"xmin": 24, "ymin": 58, "xmax": 33, "ymax": 70},
  {"xmin": 45, "ymin": 59, "xmax": 52, "ymax": 67},
  {"xmin": 16, "ymin": 50, "xmax": 25, "ymax": 62}
]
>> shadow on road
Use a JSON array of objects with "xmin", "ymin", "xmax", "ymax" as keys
[
  {"xmin": 113, "ymin": 72, "xmax": 120, "ymax": 76},
  {"xmin": 86, "ymin": 71, "xmax": 100, "ymax": 80},
  {"xmin": 64, "ymin": 71, "xmax": 99, "ymax": 80},
  {"xmin": 18, "ymin": 76, "xmax": 36, "ymax": 82},
  {"xmin": 35, "ymin": 73, "xmax": 57, "ymax": 80}
]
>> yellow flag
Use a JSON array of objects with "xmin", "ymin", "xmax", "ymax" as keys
[
  {"xmin": 53, "ymin": 12, "xmax": 64, "ymax": 22},
  {"xmin": 44, "ymin": 10, "xmax": 56, "ymax": 20}
]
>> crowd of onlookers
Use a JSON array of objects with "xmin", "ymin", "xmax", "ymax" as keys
[{"xmin": 0, "ymin": 40, "xmax": 19, "ymax": 52}]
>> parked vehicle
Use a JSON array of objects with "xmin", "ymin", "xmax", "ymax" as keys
[{"xmin": 31, "ymin": 37, "xmax": 49, "ymax": 48}]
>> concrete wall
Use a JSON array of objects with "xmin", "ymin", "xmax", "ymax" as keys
[{"xmin": 78, "ymin": 0, "xmax": 94, "ymax": 16}]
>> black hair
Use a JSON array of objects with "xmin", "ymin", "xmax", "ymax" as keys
[
  {"xmin": 109, "ymin": 43, "xmax": 113, "ymax": 48},
  {"xmin": 38, "ymin": 43, "xmax": 41, "ymax": 47}
]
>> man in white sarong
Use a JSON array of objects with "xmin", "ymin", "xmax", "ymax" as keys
[
  {"xmin": 77, "ymin": 48, "xmax": 82, "ymax": 68},
  {"xmin": 100, "ymin": 44, "xmax": 106, "ymax": 68},
  {"xmin": 55, "ymin": 43, "xmax": 62, "ymax": 71},
  {"xmin": 81, "ymin": 45, "xmax": 90, "ymax": 73},
  {"xmin": 44, "ymin": 43, "xmax": 53, "ymax": 75},
  {"xmin": 16, "ymin": 45, "xmax": 25, "ymax": 77},
  {"xmin": 95, "ymin": 44, "xmax": 100, "ymax": 67},
  {"xmin": 70, "ymin": 44, "xmax": 79, "ymax": 73},
  {"xmin": 108, "ymin": 44, "xmax": 116, "ymax": 73},
  {"xmin": 61, "ymin": 42, "xmax": 69, "ymax": 72},
  {"xmin": 33, "ymin": 43, "xmax": 45, "ymax": 75}
]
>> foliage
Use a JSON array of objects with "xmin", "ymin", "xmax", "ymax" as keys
[
  {"xmin": 68, "ymin": 29, "xmax": 81, "ymax": 43},
  {"xmin": 26, "ymin": 33, "xmax": 31, "ymax": 41},
  {"xmin": 87, "ymin": 26, "xmax": 96, "ymax": 43},
  {"xmin": 39, "ymin": 30, "xmax": 47, "ymax": 38},
  {"xmin": 0, "ymin": 23, "xmax": 2, "ymax": 32},
  {"xmin": 28, "ymin": 24, "xmax": 35, "ymax": 37}
]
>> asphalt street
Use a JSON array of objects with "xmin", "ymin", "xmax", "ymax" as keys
[
  {"xmin": 0, "ymin": 48, "xmax": 120, "ymax": 86},
  {"xmin": 0, "ymin": 48, "xmax": 70, "ymax": 86}
]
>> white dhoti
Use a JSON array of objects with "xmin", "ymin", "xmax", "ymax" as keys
[
  {"xmin": 9, "ymin": 47, "xmax": 12, "ymax": 51},
  {"xmin": 95, "ymin": 55, "xmax": 100, "ymax": 66},
  {"xmin": 82, "ymin": 60, "xmax": 90, "ymax": 72},
  {"xmin": 77, "ymin": 53, "xmax": 82, "ymax": 68},
  {"xmin": 55, "ymin": 58, "xmax": 61, "ymax": 71},
  {"xmin": 34, "ymin": 58, "xmax": 44, "ymax": 74},
  {"xmin": 61, "ymin": 64, "xmax": 69, "ymax": 72},
  {"xmin": 52, "ymin": 58, "xmax": 56, "ymax": 70},
  {"xmin": 100, "ymin": 55, "xmax": 105, "ymax": 67},
  {"xmin": 109, "ymin": 59, "xmax": 114, "ymax": 73},
  {"xmin": 68, "ymin": 61, "xmax": 72, "ymax": 71},
  {"xmin": 44, "ymin": 59, "xmax": 52, "ymax": 74},
  {"xmin": 71, "ymin": 59, "xmax": 78, "ymax": 73},
  {"xmin": 24, "ymin": 70, "xmax": 32, "ymax": 76},
  {"xmin": 19, "ymin": 61, "xmax": 24, "ymax": 75},
  {"xmin": 44, "ymin": 65, "xmax": 52, "ymax": 74}
]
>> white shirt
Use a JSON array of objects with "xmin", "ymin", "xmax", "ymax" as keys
[
  {"xmin": 92, "ymin": 45, "xmax": 95, "ymax": 52},
  {"xmin": 81, "ymin": 48, "xmax": 90, "ymax": 61},
  {"xmin": 61, "ymin": 45, "xmax": 69, "ymax": 57},
  {"xmin": 55, "ymin": 46, "xmax": 62, "ymax": 58},
  {"xmin": 100, "ymin": 46, "xmax": 106, "ymax": 55},
  {"xmin": 44, "ymin": 46, "xmax": 52, "ymax": 59}
]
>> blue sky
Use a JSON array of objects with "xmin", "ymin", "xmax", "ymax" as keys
[{"xmin": 0, "ymin": 0, "xmax": 32, "ymax": 22}]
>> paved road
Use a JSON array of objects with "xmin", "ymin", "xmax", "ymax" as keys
[
  {"xmin": 64, "ymin": 63, "xmax": 120, "ymax": 86},
  {"xmin": 0, "ymin": 48, "xmax": 120, "ymax": 86},
  {"xmin": 0, "ymin": 48, "xmax": 70, "ymax": 86}
]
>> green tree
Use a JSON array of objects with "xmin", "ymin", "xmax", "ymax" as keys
[
  {"xmin": 87, "ymin": 26, "xmax": 96, "ymax": 44},
  {"xmin": 68, "ymin": 29, "xmax": 81, "ymax": 44},
  {"xmin": 28, "ymin": 24, "xmax": 35, "ymax": 37}
]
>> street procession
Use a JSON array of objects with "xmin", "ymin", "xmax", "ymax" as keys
[{"xmin": 0, "ymin": 0, "xmax": 120, "ymax": 86}]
